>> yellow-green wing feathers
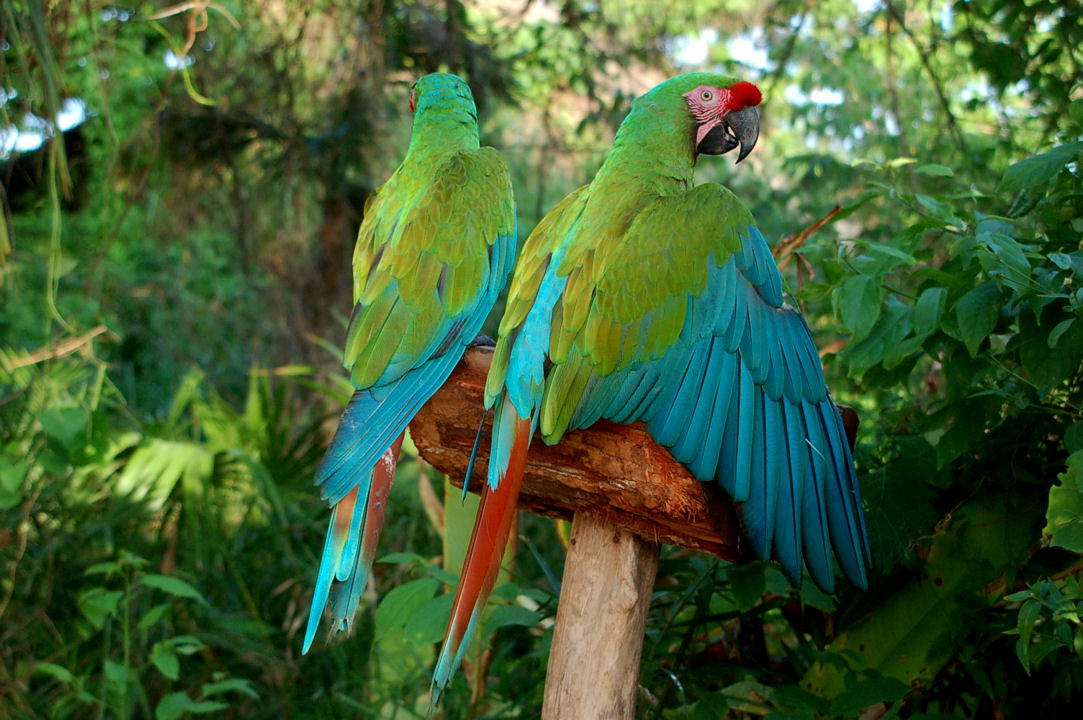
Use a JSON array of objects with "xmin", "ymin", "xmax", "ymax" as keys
[
  {"xmin": 346, "ymin": 147, "xmax": 514, "ymax": 389},
  {"xmin": 534, "ymin": 184, "xmax": 753, "ymax": 437}
]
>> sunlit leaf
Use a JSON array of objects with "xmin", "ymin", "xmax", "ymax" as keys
[
  {"xmin": 34, "ymin": 663, "xmax": 74, "ymax": 683},
  {"xmin": 999, "ymin": 142, "xmax": 1083, "ymax": 192},
  {"xmin": 915, "ymin": 164, "xmax": 954, "ymax": 177},
  {"xmin": 141, "ymin": 575, "xmax": 207, "ymax": 604},
  {"xmin": 0, "ymin": 457, "xmax": 27, "ymax": 510},
  {"xmin": 1044, "ymin": 451, "xmax": 1083, "ymax": 553}
]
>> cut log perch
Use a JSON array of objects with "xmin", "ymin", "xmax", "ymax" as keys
[{"xmin": 409, "ymin": 344, "xmax": 747, "ymax": 561}]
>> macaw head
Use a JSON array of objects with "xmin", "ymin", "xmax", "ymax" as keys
[
  {"xmin": 668, "ymin": 73, "xmax": 762, "ymax": 162},
  {"xmin": 409, "ymin": 72, "xmax": 476, "ymax": 118}
]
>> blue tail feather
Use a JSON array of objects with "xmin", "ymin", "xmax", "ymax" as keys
[
  {"xmin": 817, "ymin": 403, "xmax": 869, "ymax": 589},
  {"xmin": 335, "ymin": 491, "xmax": 367, "ymax": 582},
  {"xmin": 303, "ymin": 499, "xmax": 351, "ymax": 654},
  {"xmin": 774, "ymin": 400, "xmax": 804, "ymax": 584},
  {"xmin": 800, "ymin": 401, "xmax": 835, "ymax": 592}
]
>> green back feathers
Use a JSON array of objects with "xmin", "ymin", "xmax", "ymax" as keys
[{"xmin": 345, "ymin": 73, "xmax": 515, "ymax": 389}]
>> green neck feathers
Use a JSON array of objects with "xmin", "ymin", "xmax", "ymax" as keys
[{"xmin": 406, "ymin": 74, "xmax": 480, "ymax": 162}]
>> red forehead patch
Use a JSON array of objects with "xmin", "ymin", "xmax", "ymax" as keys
[{"xmin": 727, "ymin": 81, "xmax": 762, "ymax": 110}]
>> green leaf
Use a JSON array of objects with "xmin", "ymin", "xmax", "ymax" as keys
[
  {"xmin": 866, "ymin": 243, "xmax": 918, "ymax": 267},
  {"xmin": 1070, "ymin": 99, "xmax": 1083, "ymax": 127},
  {"xmin": 137, "ymin": 602, "xmax": 172, "ymax": 631},
  {"xmin": 862, "ymin": 445, "xmax": 939, "ymax": 564},
  {"xmin": 156, "ymin": 693, "xmax": 193, "ymax": 720},
  {"xmin": 0, "ymin": 457, "xmax": 27, "ymax": 510},
  {"xmin": 805, "ymin": 493, "xmax": 1039, "ymax": 697},
  {"xmin": 836, "ymin": 274, "xmax": 881, "ymax": 343},
  {"xmin": 156, "ymin": 692, "xmax": 229, "ymax": 720},
  {"xmin": 1066, "ymin": 422, "xmax": 1083, "ymax": 454},
  {"xmin": 169, "ymin": 635, "xmax": 207, "ymax": 655},
  {"xmin": 915, "ymin": 194, "xmax": 957, "ymax": 223},
  {"xmin": 85, "ymin": 561, "xmax": 121, "ymax": 576},
  {"xmin": 79, "ymin": 588, "xmax": 124, "ymax": 629},
  {"xmin": 800, "ymin": 580, "xmax": 837, "ymax": 612},
  {"xmin": 726, "ymin": 562, "xmax": 766, "ymax": 612},
  {"xmin": 141, "ymin": 574, "xmax": 207, "ymax": 604},
  {"xmin": 999, "ymin": 141, "xmax": 1083, "ymax": 192},
  {"xmin": 843, "ymin": 298, "xmax": 913, "ymax": 377},
  {"xmin": 913, "ymin": 287, "xmax": 947, "ymax": 337},
  {"xmin": 374, "ymin": 578, "xmax": 438, "ymax": 641},
  {"xmin": 1044, "ymin": 451, "xmax": 1083, "ymax": 553},
  {"xmin": 1049, "ymin": 319, "xmax": 1075, "ymax": 349},
  {"xmin": 39, "ymin": 406, "xmax": 88, "ymax": 455},
  {"xmin": 829, "ymin": 677, "xmax": 910, "ymax": 715},
  {"xmin": 954, "ymin": 282, "xmax": 1000, "ymax": 356},
  {"xmin": 425, "ymin": 565, "xmax": 461, "ymax": 586},
  {"xmin": 152, "ymin": 641, "xmax": 180, "ymax": 680},
  {"xmin": 201, "ymin": 678, "xmax": 259, "ymax": 700},
  {"xmin": 834, "ymin": 190, "xmax": 881, "ymax": 221},
  {"xmin": 915, "ymin": 164, "xmax": 954, "ymax": 177},
  {"xmin": 34, "ymin": 662, "xmax": 74, "ymax": 683},
  {"xmin": 376, "ymin": 551, "xmax": 427, "ymax": 566},
  {"xmin": 402, "ymin": 593, "xmax": 454, "ymax": 645},
  {"xmin": 486, "ymin": 604, "xmax": 540, "ymax": 632},
  {"xmin": 1020, "ymin": 313, "xmax": 1083, "ymax": 386},
  {"xmin": 104, "ymin": 659, "xmax": 131, "ymax": 688}
]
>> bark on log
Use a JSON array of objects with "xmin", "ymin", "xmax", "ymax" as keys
[
  {"xmin": 409, "ymin": 345, "xmax": 747, "ymax": 561},
  {"xmin": 541, "ymin": 513, "xmax": 659, "ymax": 720}
]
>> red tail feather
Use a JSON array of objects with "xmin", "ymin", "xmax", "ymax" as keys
[
  {"xmin": 432, "ymin": 414, "xmax": 531, "ymax": 703},
  {"xmin": 362, "ymin": 434, "xmax": 404, "ymax": 566}
]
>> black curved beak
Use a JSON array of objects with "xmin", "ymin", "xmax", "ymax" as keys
[{"xmin": 696, "ymin": 106, "xmax": 760, "ymax": 163}]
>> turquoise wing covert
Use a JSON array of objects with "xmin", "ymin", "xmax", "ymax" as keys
[
  {"xmin": 536, "ymin": 184, "xmax": 870, "ymax": 592},
  {"xmin": 317, "ymin": 147, "xmax": 516, "ymax": 506}
]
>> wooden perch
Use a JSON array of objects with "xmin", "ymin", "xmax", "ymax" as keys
[{"xmin": 409, "ymin": 345, "xmax": 746, "ymax": 561}]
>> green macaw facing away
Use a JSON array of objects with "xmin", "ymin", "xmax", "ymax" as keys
[
  {"xmin": 302, "ymin": 73, "xmax": 516, "ymax": 654},
  {"xmin": 431, "ymin": 72, "xmax": 871, "ymax": 702}
]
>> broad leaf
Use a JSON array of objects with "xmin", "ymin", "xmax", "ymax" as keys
[
  {"xmin": 999, "ymin": 142, "xmax": 1083, "ymax": 192},
  {"xmin": 836, "ymin": 274, "xmax": 881, "ymax": 344},
  {"xmin": 141, "ymin": 575, "xmax": 207, "ymax": 604},
  {"xmin": 954, "ymin": 282, "xmax": 1000, "ymax": 356},
  {"xmin": 1044, "ymin": 451, "xmax": 1083, "ymax": 553}
]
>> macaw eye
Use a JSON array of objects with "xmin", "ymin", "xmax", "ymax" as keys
[
  {"xmin": 409, "ymin": 88, "xmax": 418, "ymax": 113},
  {"xmin": 701, "ymin": 89, "xmax": 714, "ymax": 102}
]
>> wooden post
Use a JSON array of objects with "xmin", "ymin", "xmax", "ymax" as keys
[{"xmin": 542, "ymin": 513, "xmax": 659, "ymax": 719}]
